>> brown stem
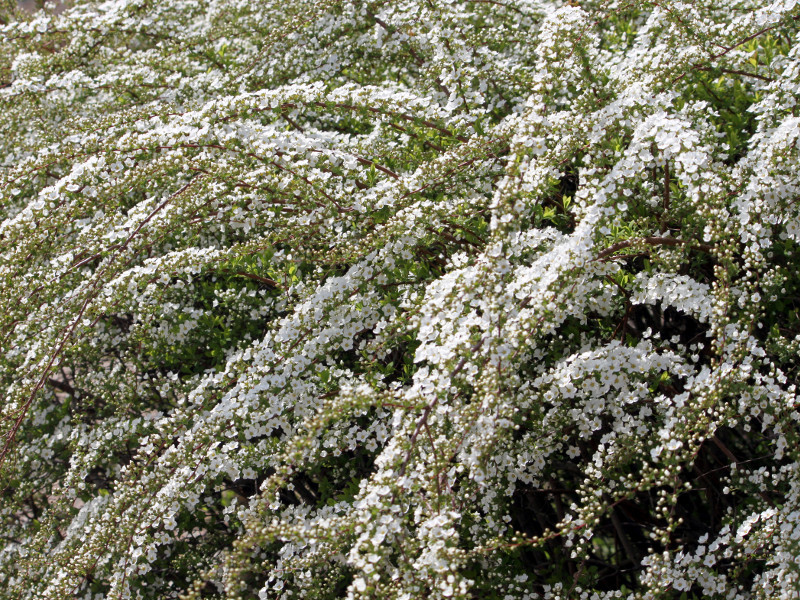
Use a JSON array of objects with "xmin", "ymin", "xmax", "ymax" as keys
[
  {"xmin": 596, "ymin": 236, "xmax": 712, "ymax": 261},
  {"xmin": 695, "ymin": 66, "xmax": 774, "ymax": 83},
  {"xmin": 611, "ymin": 507, "xmax": 640, "ymax": 564}
]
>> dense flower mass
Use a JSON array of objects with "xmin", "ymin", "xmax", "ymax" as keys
[{"xmin": 1, "ymin": 0, "xmax": 800, "ymax": 598}]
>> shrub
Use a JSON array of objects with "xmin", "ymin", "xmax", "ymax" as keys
[{"xmin": 1, "ymin": 0, "xmax": 799, "ymax": 598}]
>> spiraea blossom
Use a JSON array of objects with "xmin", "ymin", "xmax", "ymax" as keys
[{"xmin": 1, "ymin": 0, "xmax": 799, "ymax": 598}]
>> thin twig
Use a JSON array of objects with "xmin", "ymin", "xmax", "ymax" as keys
[{"xmin": 596, "ymin": 236, "xmax": 712, "ymax": 261}]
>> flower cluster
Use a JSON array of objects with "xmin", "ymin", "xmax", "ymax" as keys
[{"xmin": 1, "ymin": 0, "xmax": 799, "ymax": 599}]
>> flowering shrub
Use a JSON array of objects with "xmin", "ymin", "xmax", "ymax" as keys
[{"xmin": 1, "ymin": 0, "xmax": 800, "ymax": 598}]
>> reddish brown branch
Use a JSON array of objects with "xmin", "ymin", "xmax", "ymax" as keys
[{"xmin": 596, "ymin": 236, "xmax": 712, "ymax": 261}]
